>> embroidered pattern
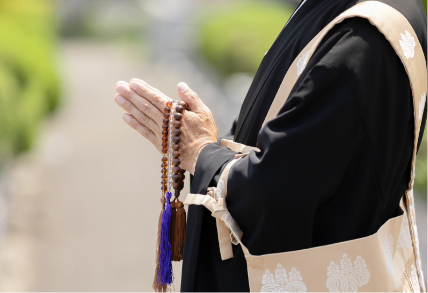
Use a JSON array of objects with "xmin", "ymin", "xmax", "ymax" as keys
[
  {"xmin": 410, "ymin": 265, "xmax": 421, "ymax": 293},
  {"xmin": 215, "ymin": 180, "xmax": 224, "ymax": 199},
  {"xmin": 399, "ymin": 30, "xmax": 416, "ymax": 59},
  {"xmin": 397, "ymin": 216, "xmax": 412, "ymax": 249},
  {"xmin": 326, "ymin": 253, "xmax": 370, "ymax": 292},
  {"xmin": 419, "ymin": 93, "xmax": 426, "ymax": 120},
  {"xmin": 261, "ymin": 264, "xmax": 307, "ymax": 292},
  {"xmin": 384, "ymin": 234, "xmax": 395, "ymax": 275},
  {"xmin": 296, "ymin": 50, "xmax": 310, "ymax": 76}
]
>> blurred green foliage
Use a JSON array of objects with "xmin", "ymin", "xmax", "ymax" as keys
[
  {"xmin": 198, "ymin": 1, "xmax": 294, "ymax": 77},
  {"xmin": 0, "ymin": 0, "xmax": 59, "ymax": 165},
  {"xmin": 415, "ymin": 0, "xmax": 428, "ymax": 196}
]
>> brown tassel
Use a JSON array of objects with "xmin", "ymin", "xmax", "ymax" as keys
[
  {"xmin": 153, "ymin": 198, "xmax": 167, "ymax": 292},
  {"xmin": 171, "ymin": 198, "xmax": 186, "ymax": 261}
]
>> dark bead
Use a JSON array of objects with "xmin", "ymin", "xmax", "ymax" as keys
[
  {"xmin": 161, "ymin": 169, "xmax": 167, "ymax": 175},
  {"xmin": 177, "ymin": 172, "xmax": 184, "ymax": 181},
  {"xmin": 164, "ymin": 107, "xmax": 171, "ymax": 113},
  {"xmin": 161, "ymin": 163, "xmax": 167, "ymax": 168},
  {"xmin": 162, "ymin": 124, "xmax": 168, "ymax": 129},
  {"xmin": 172, "ymin": 166, "xmax": 180, "ymax": 174},
  {"xmin": 173, "ymin": 121, "xmax": 182, "ymax": 128},
  {"xmin": 173, "ymin": 129, "xmax": 181, "ymax": 136},
  {"xmin": 172, "ymin": 151, "xmax": 180, "ymax": 157},
  {"xmin": 173, "ymin": 136, "xmax": 180, "ymax": 144},
  {"xmin": 162, "ymin": 186, "xmax": 167, "ymax": 191},
  {"xmin": 160, "ymin": 197, "xmax": 166, "ymax": 204},
  {"xmin": 162, "ymin": 130, "xmax": 168, "ymax": 136},
  {"xmin": 172, "ymin": 158, "xmax": 181, "ymax": 166},
  {"xmin": 162, "ymin": 137, "xmax": 168, "ymax": 142},
  {"xmin": 175, "ymin": 105, "xmax": 184, "ymax": 113},
  {"xmin": 162, "ymin": 174, "xmax": 167, "ymax": 179},
  {"xmin": 163, "ymin": 119, "xmax": 169, "ymax": 125},
  {"xmin": 162, "ymin": 157, "xmax": 168, "ymax": 162},
  {"xmin": 162, "ymin": 148, "xmax": 167, "ymax": 153},
  {"xmin": 173, "ymin": 181, "xmax": 184, "ymax": 190},
  {"xmin": 174, "ymin": 113, "xmax": 182, "ymax": 121},
  {"xmin": 180, "ymin": 169, "xmax": 186, "ymax": 173},
  {"xmin": 166, "ymin": 102, "xmax": 172, "ymax": 107},
  {"xmin": 172, "ymin": 174, "xmax": 180, "ymax": 182},
  {"xmin": 178, "ymin": 101, "xmax": 188, "ymax": 110},
  {"xmin": 181, "ymin": 173, "xmax": 185, "ymax": 180},
  {"xmin": 172, "ymin": 144, "xmax": 180, "ymax": 151},
  {"xmin": 163, "ymin": 113, "xmax": 170, "ymax": 119},
  {"xmin": 162, "ymin": 142, "xmax": 167, "ymax": 148}
]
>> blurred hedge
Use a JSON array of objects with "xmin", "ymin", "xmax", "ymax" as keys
[
  {"xmin": 198, "ymin": 1, "xmax": 427, "ymax": 195},
  {"xmin": 0, "ymin": 0, "xmax": 59, "ymax": 166},
  {"xmin": 198, "ymin": 1, "xmax": 294, "ymax": 77}
]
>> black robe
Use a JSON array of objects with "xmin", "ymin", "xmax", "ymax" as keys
[{"xmin": 181, "ymin": 0, "xmax": 427, "ymax": 291}]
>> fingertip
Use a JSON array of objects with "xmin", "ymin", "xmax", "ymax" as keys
[
  {"xmin": 122, "ymin": 113, "xmax": 133, "ymax": 123},
  {"xmin": 177, "ymin": 82, "xmax": 189, "ymax": 93},
  {"xmin": 116, "ymin": 84, "xmax": 128, "ymax": 95},
  {"xmin": 116, "ymin": 80, "xmax": 129, "ymax": 85}
]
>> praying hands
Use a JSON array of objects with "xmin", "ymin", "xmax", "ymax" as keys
[{"xmin": 115, "ymin": 79, "xmax": 218, "ymax": 174}]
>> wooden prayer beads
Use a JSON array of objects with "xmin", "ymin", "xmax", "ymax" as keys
[
  {"xmin": 160, "ymin": 102, "xmax": 172, "ymax": 194},
  {"xmin": 171, "ymin": 102, "xmax": 188, "ymax": 197}
]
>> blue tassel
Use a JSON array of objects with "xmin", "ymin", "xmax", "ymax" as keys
[{"xmin": 158, "ymin": 191, "xmax": 173, "ymax": 286}]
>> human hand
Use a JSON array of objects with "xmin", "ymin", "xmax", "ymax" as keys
[{"xmin": 115, "ymin": 79, "xmax": 218, "ymax": 174}]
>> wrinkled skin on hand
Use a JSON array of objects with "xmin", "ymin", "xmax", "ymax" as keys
[{"xmin": 115, "ymin": 79, "xmax": 218, "ymax": 174}]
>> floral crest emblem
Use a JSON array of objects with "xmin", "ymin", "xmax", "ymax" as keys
[
  {"xmin": 419, "ymin": 93, "xmax": 426, "ymax": 120},
  {"xmin": 326, "ymin": 253, "xmax": 370, "ymax": 292},
  {"xmin": 296, "ymin": 50, "xmax": 310, "ymax": 76},
  {"xmin": 261, "ymin": 263, "xmax": 307, "ymax": 292},
  {"xmin": 399, "ymin": 30, "xmax": 416, "ymax": 59},
  {"xmin": 384, "ymin": 234, "xmax": 395, "ymax": 275},
  {"xmin": 397, "ymin": 216, "xmax": 412, "ymax": 249}
]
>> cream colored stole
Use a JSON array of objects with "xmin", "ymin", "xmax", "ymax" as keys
[{"xmin": 185, "ymin": 1, "xmax": 427, "ymax": 291}]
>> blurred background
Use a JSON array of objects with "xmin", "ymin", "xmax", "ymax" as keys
[{"xmin": 0, "ymin": 0, "xmax": 425, "ymax": 291}]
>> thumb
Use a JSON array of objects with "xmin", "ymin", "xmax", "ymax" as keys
[{"xmin": 177, "ymin": 82, "xmax": 203, "ymax": 111}]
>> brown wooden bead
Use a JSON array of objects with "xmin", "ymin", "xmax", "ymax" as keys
[
  {"xmin": 161, "ymin": 169, "xmax": 167, "ymax": 175},
  {"xmin": 180, "ymin": 169, "xmax": 186, "ymax": 173},
  {"xmin": 173, "ymin": 129, "xmax": 181, "ymax": 136},
  {"xmin": 172, "ymin": 172, "xmax": 183, "ymax": 182},
  {"xmin": 172, "ymin": 166, "xmax": 180, "ymax": 174},
  {"xmin": 160, "ymin": 197, "xmax": 165, "ymax": 204},
  {"xmin": 166, "ymin": 102, "xmax": 172, "ymax": 107},
  {"xmin": 173, "ymin": 181, "xmax": 184, "ymax": 190},
  {"xmin": 172, "ymin": 158, "xmax": 181, "ymax": 166},
  {"xmin": 162, "ymin": 174, "xmax": 167, "ymax": 179},
  {"xmin": 164, "ymin": 107, "xmax": 170, "ymax": 113},
  {"xmin": 162, "ymin": 137, "xmax": 168, "ymax": 142},
  {"xmin": 162, "ymin": 148, "xmax": 167, "ymax": 154},
  {"xmin": 173, "ymin": 136, "xmax": 180, "ymax": 144},
  {"xmin": 162, "ymin": 157, "xmax": 168, "ymax": 162},
  {"xmin": 172, "ymin": 174, "xmax": 180, "ymax": 182},
  {"xmin": 162, "ymin": 130, "xmax": 168, "ymax": 136},
  {"xmin": 162, "ymin": 124, "xmax": 168, "ymax": 129},
  {"xmin": 172, "ymin": 151, "xmax": 180, "ymax": 157},
  {"xmin": 172, "ymin": 144, "xmax": 180, "ymax": 151},
  {"xmin": 162, "ymin": 186, "xmax": 167, "ymax": 191},
  {"xmin": 162, "ymin": 142, "xmax": 167, "ymax": 148},
  {"xmin": 175, "ymin": 105, "xmax": 184, "ymax": 113},
  {"xmin": 174, "ymin": 113, "xmax": 182, "ymax": 121},
  {"xmin": 173, "ymin": 121, "xmax": 182, "ymax": 128},
  {"xmin": 163, "ymin": 113, "xmax": 170, "ymax": 119},
  {"xmin": 163, "ymin": 119, "xmax": 169, "ymax": 125},
  {"xmin": 178, "ymin": 101, "xmax": 188, "ymax": 110}
]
